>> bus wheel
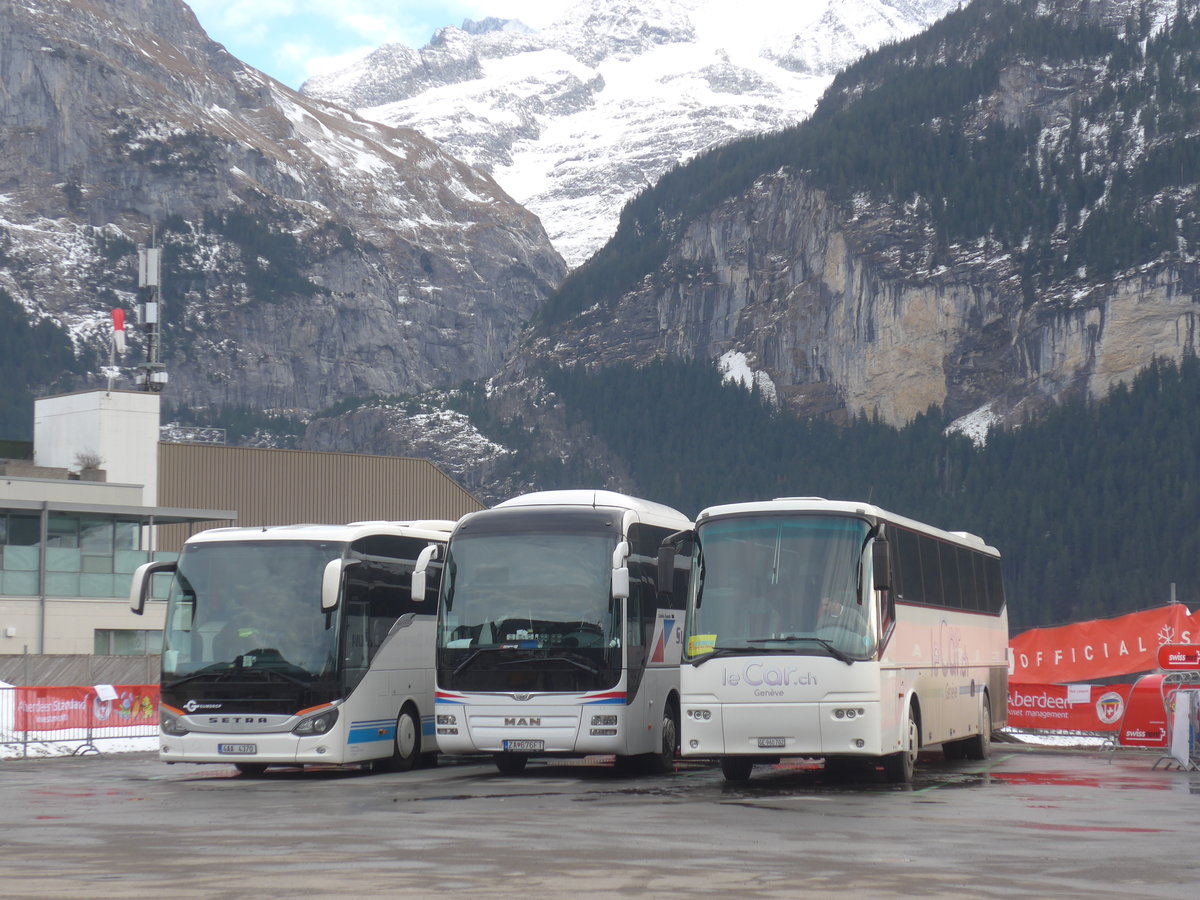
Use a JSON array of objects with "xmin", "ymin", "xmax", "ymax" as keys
[
  {"xmin": 645, "ymin": 704, "xmax": 680, "ymax": 775},
  {"xmin": 235, "ymin": 763, "xmax": 268, "ymax": 776},
  {"xmin": 376, "ymin": 705, "xmax": 421, "ymax": 772},
  {"xmin": 962, "ymin": 695, "xmax": 992, "ymax": 761},
  {"xmin": 493, "ymin": 753, "xmax": 528, "ymax": 774},
  {"xmin": 882, "ymin": 707, "xmax": 918, "ymax": 784},
  {"xmin": 720, "ymin": 757, "xmax": 754, "ymax": 782}
]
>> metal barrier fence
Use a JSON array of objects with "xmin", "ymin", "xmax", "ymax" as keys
[{"xmin": 0, "ymin": 684, "xmax": 158, "ymax": 759}]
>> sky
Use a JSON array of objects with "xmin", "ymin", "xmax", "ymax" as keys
[{"xmin": 187, "ymin": 1, "xmax": 563, "ymax": 89}]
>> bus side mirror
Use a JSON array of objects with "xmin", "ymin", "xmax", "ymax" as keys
[
  {"xmin": 611, "ymin": 540, "xmax": 631, "ymax": 601},
  {"xmin": 412, "ymin": 543, "xmax": 441, "ymax": 603},
  {"xmin": 129, "ymin": 560, "xmax": 176, "ymax": 614},
  {"xmin": 322, "ymin": 558, "xmax": 359, "ymax": 612},
  {"xmin": 872, "ymin": 539, "xmax": 892, "ymax": 592},
  {"xmin": 657, "ymin": 546, "xmax": 676, "ymax": 596}
]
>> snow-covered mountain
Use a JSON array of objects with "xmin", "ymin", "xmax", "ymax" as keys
[
  {"xmin": 302, "ymin": 0, "xmax": 962, "ymax": 267},
  {"xmin": 0, "ymin": 0, "xmax": 564, "ymax": 416}
]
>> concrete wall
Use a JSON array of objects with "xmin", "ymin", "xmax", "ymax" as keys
[
  {"xmin": 34, "ymin": 390, "xmax": 160, "ymax": 504},
  {"xmin": 0, "ymin": 597, "xmax": 166, "ymax": 656}
]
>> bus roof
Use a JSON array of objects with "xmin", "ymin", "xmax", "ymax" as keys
[
  {"xmin": 490, "ymin": 490, "xmax": 691, "ymax": 531},
  {"xmin": 695, "ymin": 497, "xmax": 997, "ymax": 556},
  {"xmin": 182, "ymin": 520, "xmax": 457, "ymax": 546}
]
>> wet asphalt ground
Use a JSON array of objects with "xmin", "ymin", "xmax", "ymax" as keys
[{"xmin": 1, "ymin": 741, "xmax": 1197, "ymax": 899}]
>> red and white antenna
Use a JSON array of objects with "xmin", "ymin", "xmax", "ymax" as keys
[{"xmin": 106, "ymin": 307, "xmax": 126, "ymax": 393}]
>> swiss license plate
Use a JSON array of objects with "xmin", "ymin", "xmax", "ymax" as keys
[
  {"xmin": 503, "ymin": 739, "xmax": 544, "ymax": 752},
  {"xmin": 217, "ymin": 743, "xmax": 258, "ymax": 755},
  {"xmin": 757, "ymin": 737, "xmax": 786, "ymax": 749}
]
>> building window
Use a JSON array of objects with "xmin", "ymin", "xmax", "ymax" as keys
[{"xmin": 94, "ymin": 629, "xmax": 163, "ymax": 655}]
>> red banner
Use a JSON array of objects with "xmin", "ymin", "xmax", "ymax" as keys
[
  {"xmin": 15, "ymin": 684, "xmax": 159, "ymax": 732},
  {"xmin": 1009, "ymin": 605, "xmax": 1200, "ymax": 684},
  {"xmin": 1007, "ymin": 683, "xmax": 1132, "ymax": 733}
]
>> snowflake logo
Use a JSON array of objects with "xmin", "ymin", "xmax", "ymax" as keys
[{"xmin": 1158, "ymin": 625, "xmax": 1177, "ymax": 646}]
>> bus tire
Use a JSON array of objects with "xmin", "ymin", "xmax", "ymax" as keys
[
  {"xmin": 376, "ymin": 705, "xmax": 421, "ymax": 772},
  {"xmin": 883, "ymin": 706, "xmax": 918, "ymax": 784},
  {"xmin": 720, "ymin": 757, "xmax": 754, "ymax": 782},
  {"xmin": 961, "ymin": 694, "xmax": 992, "ymax": 761},
  {"xmin": 493, "ymin": 753, "xmax": 528, "ymax": 774},
  {"xmin": 645, "ymin": 702, "xmax": 680, "ymax": 775},
  {"xmin": 235, "ymin": 763, "xmax": 269, "ymax": 776}
]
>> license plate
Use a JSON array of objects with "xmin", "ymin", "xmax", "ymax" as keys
[
  {"xmin": 503, "ymin": 740, "xmax": 544, "ymax": 752},
  {"xmin": 217, "ymin": 743, "xmax": 258, "ymax": 755},
  {"xmin": 757, "ymin": 737, "xmax": 786, "ymax": 749}
]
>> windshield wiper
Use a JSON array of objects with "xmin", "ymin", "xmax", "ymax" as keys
[
  {"xmin": 689, "ymin": 638, "xmax": 854, "ymax": 666},
  {"xmin": 761, "ymin": 636, "xmax": 854, "ymax": 664},
  {"xmin": 497, "ymin": 655, "xmax": 600, "ymax": 675},
  {"xmin": 687, "ymin": 646, "xmax": 769, "ymax": 666},
  {"xmin": 452, "ymin": 649, "xmax": 489, "ymax": 677}
]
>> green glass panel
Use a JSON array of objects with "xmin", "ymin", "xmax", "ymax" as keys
[
  {"xmin": 45, "ymin": 571, "xmax": 80, "ymax": 596},
  {"xmin": 46, "ymin": 547, "xmax": 81, "ymax": 572},
  {"xmin": 80, "ymin": 573, "xmax": 116, "ymax": 597},
  {"xmin": 3, "ymin": 570, "xmax": 37, "ymax": 595},
  {"xmin": 115, "ymin": 550, "xmax": 149, "ymax": 574},
  {"xmin": 4, "ymin": 546, "xmax": 38, "ymax": 571}
]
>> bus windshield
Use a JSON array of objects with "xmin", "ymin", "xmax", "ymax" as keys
[
  {"xmin": 437, "ymin": 530, "xmax": 618, "ymax": 654},
  {"xmin": 163, "ymin": 540, "xmax": 343, "ymax": 680},
  {"xmin": 686, "ymin": 515, "xmax": 875, "ymax": 660}
]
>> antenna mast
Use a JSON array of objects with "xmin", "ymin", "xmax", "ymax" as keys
[{"xmin": 136, "ymin": 233, "xmax": 168, "ymax": 392}]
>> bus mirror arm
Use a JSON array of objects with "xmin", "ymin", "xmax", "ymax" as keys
[
  {"xmin": 129, "ymin": 560, "xmax": 176, "ymax": 614},
  {"xmin": 657, "ymin": 546, "xmax": 675, "ymax": 596},
  {"xmin": 321, "ymin": 558, "xmax": 360, "ymax": 612},
  {"xmin": 612, "ymin": 541, "xmax": 630, "ymax": 601},
  {"xmin": 412, "ymin": 543, "xmax": 442, "ymax": 603},
  {"xmin": 872, "ymin": 538, "xmax": 893, "ymax": 592}
]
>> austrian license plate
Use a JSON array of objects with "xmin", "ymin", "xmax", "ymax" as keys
[
  {"xmin": 217, "ymin": 743, "xmax": 258, "ymax": 755},
  {"xmin": 757, "ymin": 737, "xmax": 786, "ymax": 749},
  {"xmin": 503, "ymin": 739, "xmax": 544, "ymax": 752}
]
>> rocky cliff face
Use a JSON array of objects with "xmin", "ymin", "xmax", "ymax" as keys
[
  {"xmin": 518, "ymin": 169, "xmax": 1197, "ymax": 431},
  {"xmin": 0, "ymin": 0, "xmax": 565, "ymax": 414}
]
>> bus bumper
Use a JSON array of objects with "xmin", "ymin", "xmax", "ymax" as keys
[{"xmin": 681, "ymin": 698, "xmax": 884, "ymax": 757}]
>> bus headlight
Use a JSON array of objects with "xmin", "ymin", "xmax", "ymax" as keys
[
  {"xmin": 687, "ymin": 709, "xmax": 712, "ymax": 721},
  {"xmin": 160, "ymin": 710, "xmax": 189, "ymax": 736},
  {"xmin": 590, "ymin": 715, "xmax": 618, "ymax": 726},
  {"xmin": 293, "ymin": 708, "xmax": 339, "ymax": 736}
]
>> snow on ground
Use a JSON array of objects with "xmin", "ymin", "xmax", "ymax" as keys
[
  {"xmin": 1, "ymin": 736, "xmax": 156, "ymax": 760},
  {"xmin": 946, "ymin": 401, "xmax": 999, "ymax": 447},
  {"xmin": 719, "ymin": 349, "xmax": 778, "ymax": 404}
]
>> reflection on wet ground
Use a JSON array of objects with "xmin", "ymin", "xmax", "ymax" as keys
[{"xmin": 161, "ymin": 744, "xmax": 1200, "ymax": 805}]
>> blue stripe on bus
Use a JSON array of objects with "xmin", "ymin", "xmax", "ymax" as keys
[{"xmin": 348, "ymin": 725, "xmax": 393, "ymax": 745}]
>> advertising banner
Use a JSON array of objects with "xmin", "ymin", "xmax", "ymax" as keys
[
  {"xmin": 1007, "ymin": 682, "xmax": 1132, "ymax": 733},
  {"xmin": 15, "ymin": 684, "xmax": 159, "ymax": 733},
  {"xmin": 1009, "ymin": 605, "xmax": 1200, "ymax": 684}
]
